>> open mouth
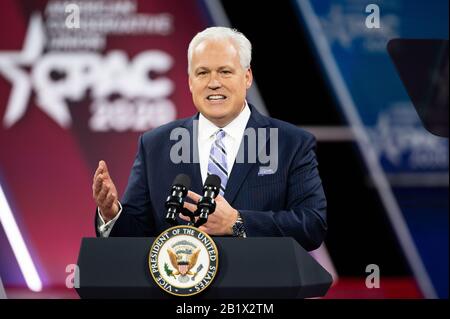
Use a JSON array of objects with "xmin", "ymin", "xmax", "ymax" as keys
[{"xmin": 206, "ymin": 94, "xmax": 227, "ymax": 101}]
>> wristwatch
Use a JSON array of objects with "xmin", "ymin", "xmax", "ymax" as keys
[{"xmin": 231, "ymin": 211, "xmax": 246, "ymax": 237}]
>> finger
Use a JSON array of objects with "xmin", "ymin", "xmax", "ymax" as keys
[
  {"xmin": 93, "ymin": 174, "xmax": 104, "ymax": 197},
  {"xmin": 93, "ymin": 164, "xmax": 103, "ymax": 180},
  {"xmin": 183, "ymin": 202, "xmax": 197, "ymax": 213},
  {"xmin": 94, "ymin": 173, "xmax": 108, "ymax": 193},
  {"xmin": 97, "ymin": 183, "xmax": 109, "ymax": 204},
  {"xmin": 104, "ymin": 192, "xmax": 116, "ymax": 209},
  {"xmin": 179, "ymin": 214, "xmax": 191, "ymax": 222},
  {"xmin": 98, "ymin": 185, "xmax": 109, "ymax": 204},
  {"xmin": 187, "ymin": 190, "xmax": 202, "ymax": 202},
  {"xmin": 198, "ymin": 225, "xmax": 208, "ymax": 233},
  {"xmin": 179, "ymin": 213, "xmax": 199, "ymax": 223},
  {"xmin": 99, "ymin": 160, "xmax": 107, "ymax": 172},
  {"xmin": 99, "ymin": 160, "xmax": 111, "ymax": 178}
]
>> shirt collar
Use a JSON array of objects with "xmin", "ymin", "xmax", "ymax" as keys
[{"xmin": 198, "ymin": 101, "xmax": 251, "ymax": 141}]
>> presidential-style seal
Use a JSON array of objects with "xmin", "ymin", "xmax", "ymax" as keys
[{"xmin": 149, "ymin": 225, "xmax": 218, "ymax": 296}]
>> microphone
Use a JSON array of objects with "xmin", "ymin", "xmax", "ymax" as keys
[
  {"xmin": 194, "ymin": 174, "xmax": 221, "ymax": 227},
  {"xmin": 165, "ymin": 174, "xmax": 191, "ymax": 226}
]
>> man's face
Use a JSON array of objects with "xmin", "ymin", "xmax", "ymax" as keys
[{"xmin": 189, "ymin": 39, "xmax": 253, "ymax": 127}]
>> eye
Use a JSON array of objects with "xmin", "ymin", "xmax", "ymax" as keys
[
  {"xmin": 197, "ymin": 70, "xmax": 208, "ymax": 76},
  {"xmin": 221, "ymin": 70, "xmax": 232, "ymax": 74}
]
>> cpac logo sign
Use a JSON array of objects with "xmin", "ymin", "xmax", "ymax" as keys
[
  {"xmin": 320, "ymin": 4, "xmax": 398, "ymax": 52},
  {"xmin": 369, "ymin": 103, "xmax": 448, "ymax": 170},
  {"xmin": 0, "ymin": 14, "xmax": 176, "ymax": 131}
]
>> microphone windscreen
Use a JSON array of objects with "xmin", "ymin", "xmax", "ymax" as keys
[
  {"xmin": 173, "ymin": 174, "xmax": 191, "ymax": 189},
  {"xmin": 205, "ymin": 174, "xmax": 221, "ymax": 189}
]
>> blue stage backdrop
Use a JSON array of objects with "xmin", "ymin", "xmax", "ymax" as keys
[{"xmin": 295, "ymin": 0, "xmax": 448, "ymax": 298}]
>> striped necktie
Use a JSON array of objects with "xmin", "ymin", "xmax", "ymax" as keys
[{"xmin": 207, "ymin": 129, "xmax": 228, "ymax": 195}]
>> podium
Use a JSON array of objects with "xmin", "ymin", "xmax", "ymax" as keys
[{"xmin": 76, "ymin": 237, "xmax": 332, "ymax": 299}]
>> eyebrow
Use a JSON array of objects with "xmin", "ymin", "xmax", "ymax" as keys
[
  {"xmin": 194, "ymin": 66, "xmax": 234, "ymax": 72},
  {"xmin": 195, "ymin": 67, "xmax": 209, "ymax": 72}
]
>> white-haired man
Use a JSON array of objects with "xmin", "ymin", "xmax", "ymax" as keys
[{"xmin": 92, "ymin": 27, "xmax": 327, "ymax": 251}]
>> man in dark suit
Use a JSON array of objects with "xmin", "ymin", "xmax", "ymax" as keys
[{"xmin": 92, "ymin": 27, "xmax": 327, "ymax": 251}]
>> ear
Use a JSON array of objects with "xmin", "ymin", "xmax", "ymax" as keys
[
  {"xmin": 245, "ymin": 68, "xmax": 253, "ymax": 89},
  {"xmin": 188, "ymin": 75, "xmax": 193, "ymax": 93}
]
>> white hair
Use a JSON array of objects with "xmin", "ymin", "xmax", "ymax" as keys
[{"xmin": 187, "ymin": 27, "xmax": 252, "ymax": 74}]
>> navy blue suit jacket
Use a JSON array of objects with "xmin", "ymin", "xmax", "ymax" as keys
[{"xmin": 102, "ymin": 105, "xmax": 327, "ymax": 251}]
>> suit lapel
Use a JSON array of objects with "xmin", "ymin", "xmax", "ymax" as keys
[
  {"xmin": 181, "ymin": 114, "xmax": 203, "ymax": 195},
  {"xmin": 224, "ymin": 105, "xmax": 270, "ymax": 205}
]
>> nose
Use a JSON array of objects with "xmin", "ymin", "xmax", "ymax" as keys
[{"xmin": 207, "ymin": 73, "xmax": 222, "ymax": 90}]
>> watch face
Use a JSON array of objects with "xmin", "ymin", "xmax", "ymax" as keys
[{"xmin": 233, "ymin": 222, "xmax": 245, "ymax": 236}]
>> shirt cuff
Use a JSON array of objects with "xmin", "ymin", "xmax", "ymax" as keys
[{"xmin": 97, "ymin": 202, "xmax": 122, "ymax": 237}]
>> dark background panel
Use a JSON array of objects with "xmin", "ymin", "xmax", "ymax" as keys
[{"xmin": 220, "ymin": 0, "xmax": 344, "ymax": 126}]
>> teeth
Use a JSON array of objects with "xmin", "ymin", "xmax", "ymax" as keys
[{"xmin": 207, "ymin": 95, "xmax": 226, "ymax": 100}]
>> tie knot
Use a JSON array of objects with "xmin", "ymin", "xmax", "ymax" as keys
[{"xmin": 215, "ymin": 129, "xmax": 226, "ymax": 140}]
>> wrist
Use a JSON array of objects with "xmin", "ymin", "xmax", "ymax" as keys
[
  {"xmin": 99, "ymin": 209, "xmax": 112, "ymax": 223},
  {"xmin": 99, "ymin": 202, "xmax": 119, "ymax": 223}
]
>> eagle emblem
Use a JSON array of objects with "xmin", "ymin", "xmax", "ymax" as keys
[{"xmin": 165, "ymin": 240, "xmax": 202, "ymax": 283}]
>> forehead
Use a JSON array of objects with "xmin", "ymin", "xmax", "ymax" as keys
[{"xmin": 191, "ymin": 39, "xmax": 240, "ymax": 68}]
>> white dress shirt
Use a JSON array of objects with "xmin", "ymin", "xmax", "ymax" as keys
[
  {"xmin": 97, "ymin": 102, "xmax": 251, "ymax": 237},
  {"xmin": 197, "ymin": 102, "xmax": 251, "ymax": 183}
]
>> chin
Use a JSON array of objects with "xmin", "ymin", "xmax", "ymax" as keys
[
  {"xmin": 202, "ymin": 105, "xmax": 228, "ymax": 116},
  {"xmin": 202, "ymin": 111, "xmax": 228, "ymax": 125},
  {"xmin": 207, "ymin": 112, "xmax": 228, "ymax": 122}
]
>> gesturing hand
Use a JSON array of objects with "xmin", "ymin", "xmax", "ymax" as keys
[{"xmin": 92, "ymin": 160, "xmax": 119, "ymax": 222}]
